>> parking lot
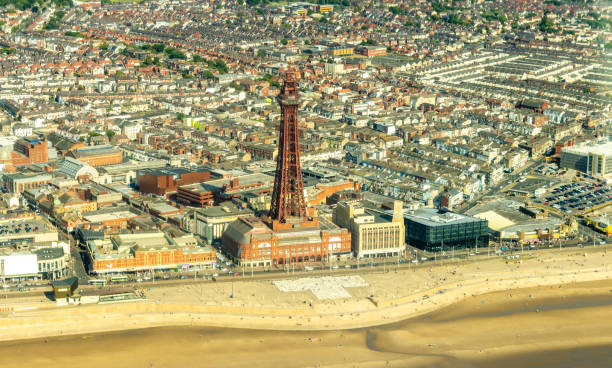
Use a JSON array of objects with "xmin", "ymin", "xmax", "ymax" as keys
[
  {"xmin": 0, "ymin": 221, "xmax": 42, "ymax": 236},
  {"xmin": 533, "ymin": 163, "xmax": 565, "ymax": 176},
  {"xmin": 539, "ymin": 182, "xmax": 612, "ymax": 214}
]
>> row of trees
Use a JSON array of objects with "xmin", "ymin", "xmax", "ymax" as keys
[
  {"xmin": 0, "ymin": 0, "xmax": 71, "ymax": 11},
  {"xmin": 138, "ymin": 43, "xmax": 186, "ymax": 59},
  {"xmin": 42, "ymin": 9, "xmax": 65, "ymax": 30}
]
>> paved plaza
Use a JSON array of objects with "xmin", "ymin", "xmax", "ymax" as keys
[{"xmin": 273, "ymin": 276, "xmax": 368, "ymax": 300}]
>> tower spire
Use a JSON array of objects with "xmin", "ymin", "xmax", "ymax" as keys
[{"xmin": 269, "ymin": 68, "xmax": 307, "ymax": 224}]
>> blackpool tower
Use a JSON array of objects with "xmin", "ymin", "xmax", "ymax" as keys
[{"xmin": 268, "ymin": 70, "xmax": 309, "ymax": 225}]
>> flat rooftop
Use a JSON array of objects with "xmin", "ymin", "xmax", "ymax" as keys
[
  {"xmin": 403, "ymin": 208, "xmax": 483, "ymax": 227},
  {"xmin": 83, "ymin": 210, "xmax": 140, "ymax": 223},
  {"xmin": 466, "ymin": 198, "xmax": 564, "ymax": 232},
  {"xmin": 34, "ymin": 247, "xmax": 64, "ymax": 260},
  {"xmin": 73, "ymin": 145, "xmax": 121, "ymax": 156},
  {"xmin": 0, "ymin": 218, "xmax": 52, "ymax": 235},
  {"xmin": 197, "ymin": 203, "xmax": 253, "ymax": 218},
  {"xmin": 563, "ymin": 140, "xmax": 612, "ymax": 157},
  {"xmin": 181, "ymin": 173, "xmax": 274, "ymax": 194},
  {"xmin": 141, "ymin": 167, "xmax": 199, "ymax": 177}
]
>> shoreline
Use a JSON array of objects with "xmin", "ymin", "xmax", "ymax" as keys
[
  {"xmin": 1, "ymin": 247, "xmax": 611, "ymax": 342},
  {"xmin": 1, "ymin": 280, "xmax": 611, "ymax": 368}
]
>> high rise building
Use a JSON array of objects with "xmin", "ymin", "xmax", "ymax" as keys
[{"xmin": 222, "ymin": 71, "xmax": 351, "ymax": 267}]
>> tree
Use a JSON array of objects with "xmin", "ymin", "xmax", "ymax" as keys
[
  {"xmin": 164, "ymin": 47, "xmax": 186, "ymax": 59},
  {"xmin": 106, "ymin": 130, "xmax": 116, "ymax": 140},
  {"xmin": 193, "ymin": 54, "xmax": 206, "ymax": 63},
  {"xmin": 87, "ymin": 131, "xmax": 102, "ymax": 143},
  {"xmin": 539, "ymin": 15, "xmax": 556, "ymax": 33},
  {"xmin": 212, "ymin": 59, "xmax": 228, "ymax": 73},
  {"xmin": 152, "ymin": 43, "xmax": 165, "ymax": 53},
  {"xmin": 362, "ymin": 39, "xmax": 377, "ymax": 46},
  {"xmin": 388, "ymin": 6, "xmax": 402, "ymax": 15},
  {"xmin": 99, "ymin": 42, "xmax": 109, "ymax": 50},
  {"xmin": 281, "ymin": 39, "xmax": 288, "ymax": 45},
  {"xmin": 202, "ymin": 70, "xmax": 215, "ymax": 79},
  {"xmin": 229, "ymin": 81, "xmax": 244, "ymax": 91},
  {"xmin": 447, "ymin": 13, "xmax": 471, "ymax": 27}
]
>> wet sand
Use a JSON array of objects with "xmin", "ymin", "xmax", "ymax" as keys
[{"xmin": 2, "ymin": 280, "xmax": 611, "ymax": 368}]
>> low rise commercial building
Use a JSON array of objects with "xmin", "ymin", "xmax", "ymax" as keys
[
  {"xmin": 34, "ymin": 247, "xmax": 67, "ymax": 279},
  {"xmin": 178, "ymin": 173, "xmax": 273, "ymax": 207},
  {"xmin": 560, "ymin": 140, "xmax": 612, "ymax": 178},
  {"xmin": 86, "ymin": 232, "xmax": 216, "ymax": 274},
  {"xmin": 138, "ymin": 167, "xmax": 212, "ymax": 196},
  {"xmin": 78, "ymin": 206, "xmax": 143, "ymax": 234},
  {"xmin": 194, "ymin": 202, "xmax": 253, "ymax": 245},
  {"xmin": 585, "ymin": 214, "xmax": 611, "ymax": 236},
  {"xmin": 66, "ymin": 145, "xmax": 123, "ymax": 167},
  {"xmin": 0, "ymin": 252, "xmax": 38, "ymax": 280},
  {"xmin": 222, "ymin": 216, "xmax": 351, "ymax": 267},
  {"xmin": 467, "ymin": 199, "xmax": 577, "ymax": 244},
  {"xmin": 1, "ymin": 172, "xmax": 52, "ymax": 193}
]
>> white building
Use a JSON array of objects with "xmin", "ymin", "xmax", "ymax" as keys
[
  {"xmin": 121, "ymin": 121, "xmax": 143, "ymax": 140},
  {"xmin": 560, "ymin": 140, "xmax": 612, "ymax": 178},
  {"xmin": 12, "ymin": 124, "xmax": 32, "ymax": 137},
  {"xmin": 0, "ymin": 253, "xmax": 38, "ymax": 279}
]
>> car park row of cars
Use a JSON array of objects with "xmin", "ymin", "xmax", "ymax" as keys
[
  {"xmin": 0, "ymin": 222, "xmax": 39, "ymax": 235},
  {"xmin": 539, "ymin": 182, "xmax": 611, "ymax": 214}
]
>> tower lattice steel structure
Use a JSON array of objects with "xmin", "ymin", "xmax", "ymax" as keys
[{"xmin": 269, "ymin": 71, "xmax": 307, "ymax": 223}]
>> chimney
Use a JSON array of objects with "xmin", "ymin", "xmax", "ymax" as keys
[{"xmin": 392, "ymin": 200, "xmax": 403, "ymax": 222}]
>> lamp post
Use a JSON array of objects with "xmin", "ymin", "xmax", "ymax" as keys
[
  {"xmin": 396, "ymin": 246, "xmax": 401, "ymax": 272},
  {"xmin": 1, "ymin": 259, "xmax": 6, "ymax": 300}
]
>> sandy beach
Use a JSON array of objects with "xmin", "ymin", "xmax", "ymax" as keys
[
  {"xmin": 0, "ymin": 246, "xmax": 611, "ymax": 367},
  {"xmin": 0, "ymin": 279, "xmax": 611, "ymax": 368}
]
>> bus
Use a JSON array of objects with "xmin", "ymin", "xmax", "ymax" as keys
[
  {"xmin": 88, "ymin": 279, "xmax": 107, "ymax": 286},
  {"xmin": 110, "ymin": 275, "xmax": 129, "ymax": 283}
]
